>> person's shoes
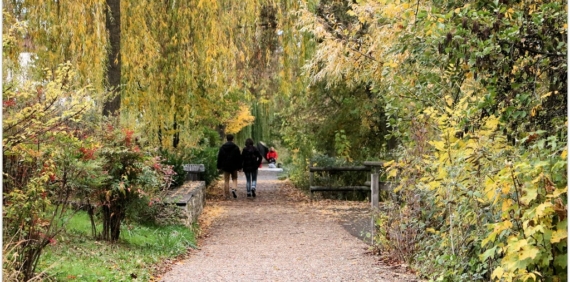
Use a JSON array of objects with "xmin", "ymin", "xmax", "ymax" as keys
[
  {"xmin": 247, "ymin": 193, "xmax": 252, "ymax": 198},
  {"xmin": 231, "ymin": 189, "xmax": 237, "ymax": 198},
  {"xmin": 251, "ymin": 189, "xmax": 256, "ymax": 198}
]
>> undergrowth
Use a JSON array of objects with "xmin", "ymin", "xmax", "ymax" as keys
[{"xmin": 37, "ymin": 211, "xmax": 196, "ymax": 281}]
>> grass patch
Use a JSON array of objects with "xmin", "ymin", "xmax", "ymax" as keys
[{"xmin": 38, "ymin": 211, "xmax": 196, "ymax": 281}]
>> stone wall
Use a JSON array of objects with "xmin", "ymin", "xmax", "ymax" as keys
[{"xmin": 164, "ymin": 181, "xmax": 206, "ymax": 226}]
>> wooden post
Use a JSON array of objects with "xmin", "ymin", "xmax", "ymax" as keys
[
  {"xmin": 364, "ymin": 161, "xmax": 384, "ymax": 246},
  {"xmin": 370, "ymin": 169, "xmax": 379, "ymax": 210},
  {"xmin": 363, "ymin": 161, "xmax": 383, "ymax": 210},
  {"xmin": 309, "ymin": 163, "xmax": 314, "ymax": 203}
]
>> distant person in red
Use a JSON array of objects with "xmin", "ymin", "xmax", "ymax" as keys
[{"xmin": 266, "ymin": 147, "xmax": 278, "ymax": 168}]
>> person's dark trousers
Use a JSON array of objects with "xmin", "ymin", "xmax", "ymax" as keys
[{"xmin": 244, "ymin": 171, "xmax": 258, "ymax": 197}]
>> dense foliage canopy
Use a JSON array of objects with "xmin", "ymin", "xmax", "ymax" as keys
[
  {"xmin": 2, "ymin": 0, "xmax": 566, "ymax": 280},
  {"xmin": 284, "ymin": 0, "xmax": 567, "ymax": 280}
]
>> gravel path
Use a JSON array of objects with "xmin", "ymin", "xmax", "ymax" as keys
[{"xmin": 159, "ymin": 170, "xmax": 418, "ymax": 282}]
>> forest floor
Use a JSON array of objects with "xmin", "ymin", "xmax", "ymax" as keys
[{"xmin": 156, "ymin": 169, "xmax": 419, "ymax": 281}]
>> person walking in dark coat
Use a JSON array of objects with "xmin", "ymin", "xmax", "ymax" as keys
[
  {"xmin": 217, "ymin": 134, "xmax": 242, "ymax": 199},
  {"xmin": 241, "ymin": 138, "xmax": 263, "ymax": 198}
]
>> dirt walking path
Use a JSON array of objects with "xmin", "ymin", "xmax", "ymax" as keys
[{"xmin": 158, "ymin": 170, "xmax": 418, "ymax": 281}]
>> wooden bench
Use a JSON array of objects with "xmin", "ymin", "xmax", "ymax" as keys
[{"xmin": 183, "ymin": 164, "xmax": 205, "ymax": 181}]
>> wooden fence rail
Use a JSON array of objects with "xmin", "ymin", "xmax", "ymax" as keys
[{"xmin": 309, "ymin": 161, "xmax": 389, "ymax": 209}]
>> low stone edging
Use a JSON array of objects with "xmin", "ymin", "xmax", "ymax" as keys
[{"xmin": 164, "ymin": 181, "xmax": 206, "ymax": 226}]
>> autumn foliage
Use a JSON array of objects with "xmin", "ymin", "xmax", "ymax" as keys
[
  {"xmin": 2, "ymin": 62, "xmax": 105, "ymax": 280},
  {"xmin": 288, "ymin": 0, "xmax": 567, "ymax": 280},
  {"xmin": 2, "ymin": 0, "xmax": 566, "ymax": 280}
]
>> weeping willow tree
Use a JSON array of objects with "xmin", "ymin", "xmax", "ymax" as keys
[
  {"xmin": 121, "ymin": 0, "xmax": 262, "ymax": 148},
  {"xmin": 4, "ymin": 0, "xmax": 311, "ymax": 150},
  {"xmin": 3, "ymin": 1, "xmax": 108, "ymax": 90},
  {"xmin": 235, "ymin": 0, "xmax": 313, "ymax": 147},
  {"xmin": 119, "ymin": 0, "xmax": 311, "ymax": 149}
]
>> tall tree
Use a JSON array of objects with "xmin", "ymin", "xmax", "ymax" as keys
[
  {"xmin": 3, "ymin": 0, "xmax": 108, "ymax": 89},
  {"xmin": 120, "ymin": 0, "xmax": 264, "ymax": 148},
  {"xmin": 103, "ymin": 0, "xmax": 121, "ymax": 116}
]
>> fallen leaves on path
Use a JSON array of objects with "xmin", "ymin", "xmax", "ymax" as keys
[{"xmin": 196, "ymin": 204, "xmax": 226, "ymax": 238}]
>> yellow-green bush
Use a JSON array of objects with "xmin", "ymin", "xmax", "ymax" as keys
[{"xmin": 382, "ymin": 111, "xmax": 567, "ymax": 281}]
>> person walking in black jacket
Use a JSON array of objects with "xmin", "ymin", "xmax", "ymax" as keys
[
  {"xmin": 217, "ymin": 134, "xmax": 242, "ymax": 199},
  {"xmin": 241, "ymin": 138, "xmax": 263, "ymax": 198}
]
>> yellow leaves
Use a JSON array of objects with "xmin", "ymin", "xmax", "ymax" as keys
[
  {"xmin": 387, "ymin": 168, "xmax": 398, "ymax": 179},
  {"xmin": 520, "ymin": 187, "xmax": 538, "ymax": 205},
  {"xmin": 550, "ymin": 228, "xmax": 567, "ymax": 243},
  {"xmin": 224, "ymin": 104, "xmax": 255, "ymax": 134},
  {"xmin": 381, "ymin": 3, "xmax": 408, "ymax": 18},
  {"xmin": 484, "ymin": 178, "xmax": 497, "ymax": 203},
  {"xmin": 436, "ymin": 167, "xmax": 448, "ymax": 179},
  {"xmin": 484, "ymin": 115, "xmax": 500, "ymax": 130},
  {"xmin": 548, "ymin": 186, "xmax": 567, "ymax": 198},
  {"xmin": 518, "ymin": 245, "xmax": 539, "ymax": 261},
  {"xmin": 506, "ymin": 238, "xmax": 526, "ymax": 252},
  {"xmin": 501, "ymin": 182, "xmax": 511, "ymax": 195},
  {"xmin": 428, "ymin": 181, "xmax": 440, "ymax": 190},
  {"xmin": 560, "ymin": 149, "xmax": 567, "ymax": 159},
  {"xmin": 530, "ymin": 104, "xmax": 542, "ymax": 117},
  {"xmin": 541, "ymin": 91, "xmax": 558, "ymax": 99},
  {"xmin": 491, "ymin": 266, "xmax": 505, "ymax": 280},
  {"xmin": 504, "ymin": 8, "xmax": 515, "ymax": 19},
  {"xmin": 523, "ymin": 222, "xmax": 545, "ymax": 238},
  {"xmin": 495, "ymin": 220, "xmax": 513, "ymax": 233},
  {"xmin": 520, "ymin": 273, "xmax": 539, "ymax": 282},
  {"xmin": 535, "ymin": 202, "xmax": 554, "ymax": 218},
  {"xmin": 501, "ymin": 198, "xmax": 514, "ymax": 212},
  {"xmin": 430, "ymin": 140, "xmax": 446, "ymax": 151}
]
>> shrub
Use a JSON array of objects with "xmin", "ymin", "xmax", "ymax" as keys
[
  {"xmin": 382, "ymin": 116, "xmax": 567, "ymax": 281},
  {"xmin": 2, "ymin": 62, "xmax": 103, "ymax": 281},
  {"xmin": 90, "ymin": 121, "xmax": 175, "ymax": 242},
  {"xmin": 159, "ymin": 146, "xmax": 220, "ymax": 187},
  {"xmin": 159, "ymin": 148, "xmax": 194, "ymax": 187},
  {"xmin": 189, "ymin": 146, "xmax": 220, "ymax": 186}
]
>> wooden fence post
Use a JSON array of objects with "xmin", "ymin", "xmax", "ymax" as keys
[
  {"xmin": 309, "ymin": 162, "xmax": 313, "ymax": 203},
  {"xmin": 370, "ymin": 168, "xmax": 379, "ymax": 210},
  {"xmin": 363, "ymin": 161, "xmax": 383, "ymax": 210},
  {"xmin": 364, "ymin": 161, "xmax": 384, "ymax": 246}
]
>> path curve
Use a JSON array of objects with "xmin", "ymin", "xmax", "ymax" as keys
[{"xmin": 159, "ymin": 170, "xmax": 418, "ymax": 282}]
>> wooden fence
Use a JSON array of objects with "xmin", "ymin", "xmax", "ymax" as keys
[{"xmin": 309, "ymin": 161, "xmax": 393, "ymax": 209}]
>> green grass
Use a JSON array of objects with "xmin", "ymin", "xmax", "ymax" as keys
[{"xmin": 38, "ymin": 211, "xmax": 196, "ymax": 281}]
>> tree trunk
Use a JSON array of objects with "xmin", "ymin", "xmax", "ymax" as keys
[
  {"xmin": 101, "ymin": 203, "xmax": 124, "ymax": 241},
  {"xmin": 172, "ymin": 120, "xmax": 180, "ymax": 148},
  {"xmin": 103, "ymin": 0, "xmax": 121, "ymax": 116}
]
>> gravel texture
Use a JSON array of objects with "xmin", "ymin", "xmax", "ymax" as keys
[{"xmin": 158, "ymin": 170, "xmax": 418, "ymax": 282}]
